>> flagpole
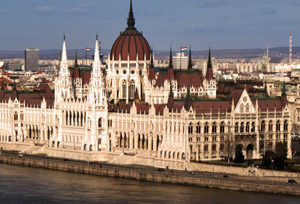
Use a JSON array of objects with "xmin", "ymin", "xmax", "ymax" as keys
[
  {"xmin": 180, "ymin": 45, "xmax": 182, "ymax": 70},
  {"xmin": 85, "ymin": 48, "xmax": 87, "ymax": 66}
]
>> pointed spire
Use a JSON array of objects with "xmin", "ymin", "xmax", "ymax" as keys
[
  {"xmin": 206, "ymin": 46, "xmax": 214, "ymax": 81},
  {"xmin": 74, "ymin": 51, "xmax": 78, "ymax": 67},
  {"xmin": 208, "ymin": 46, "xmax": 212, "ymax": 68},
  {"xmin": 150, "ymin": 50, "xmax": 154, "ymax": 68},
  {"xmin": 127, "ymin": 0, "xmax": 135, "ymax": 29},
  {"xmin": 169, "ymin": 47, "xmax": 173, "ymax": 68},
  {"xmin": 188, "ymin": 46, "xmax": 193, "ymax": 70},
  {"xmin": 94, "ymin": 34, "xmax": 100, "ymax": 64},
  {"xmin": 61, "ymin": 35, "xmax": 67, "ymax": 62}
]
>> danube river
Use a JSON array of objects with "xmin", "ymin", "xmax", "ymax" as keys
[{"xmin": 0, "ymin": 164, "xmax": 299, "ymax": 204}]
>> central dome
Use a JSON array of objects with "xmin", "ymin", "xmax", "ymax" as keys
[{"xmin": 110, "ymin": 0, "xmax": 151, "ymax": 61}]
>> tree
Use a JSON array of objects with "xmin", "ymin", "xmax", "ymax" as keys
[
  {"xmin": 234, "ymin": 145, "xmax": 245, "ymax": 163},
  {"xmin": 262, "ymin": 150, "xmax": 276, "ymax": 169},
  {"xmin": 275, "ymin": 142, "xmax": 287, "ymax": 170}
]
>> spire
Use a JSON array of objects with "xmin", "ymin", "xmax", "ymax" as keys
[
  {"xmin": 127, "ymin": 0, "xmax": 135, "ymax": 29},
  {"xmin": 74, "ymin": 51, "xmax": 78, "ymax": 67},
  {"xmin": 168, "ymin": 47, "xmax": 174, "ymax": 81},
  {"xmin": 206, "ymin": 46, "xmax": 213, "ymax": 81},
  {"xmin": 94, "ymin": 34, "xmax": 100, "ymax": 64},
  {"xmin": 188, "ymin": 47, "xmax": 192, "ymax": 70},
  {"xmin": 150, "ymin": 50, "xmax": 154, "ymax": 68},
  {"xmin": 61, "ymin": 35, "xmax": 67, "ymax": 63},
  {"xmin": 208, "ymin": 46, "xmax": 212, "ymax": 68},
  {"xmin": 169, "ymin": 47, "xmax": 173, "ymax": 68}
]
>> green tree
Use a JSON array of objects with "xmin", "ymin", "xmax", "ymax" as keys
[
  {"xmin": 262, "ymin": 150, "xmax": 276, "ymax": 169},
  {"xmin": 275, "ymin": 142, "xmax": 287, "ymax": 170}
]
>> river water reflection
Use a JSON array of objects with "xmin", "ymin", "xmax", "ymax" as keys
[{"xmin": 0, "ymin": 164, "xmax": 299, "ymax": 204}]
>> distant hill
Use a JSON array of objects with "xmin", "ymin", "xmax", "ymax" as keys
[{"xmin": 0, "ymin": 47, "xmax": 299, "ymax": 60}]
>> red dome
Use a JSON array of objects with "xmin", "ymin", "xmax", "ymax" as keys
[
  {"xmin": 111, "ymin": 29, "xmax": 151, "ymax": 61},
  {"xmin": 110, "ymin": 0, "xmax": 151, "ymax": 61}
]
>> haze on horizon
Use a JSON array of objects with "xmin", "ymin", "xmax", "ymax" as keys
[{"xmin": 0, "ymin": 0, "xmax": 299, "ymax": 51}]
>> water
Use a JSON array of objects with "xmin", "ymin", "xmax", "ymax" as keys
[{"xmin": 0, "ymin": 164, "xmax": 299, "ymax": 204}]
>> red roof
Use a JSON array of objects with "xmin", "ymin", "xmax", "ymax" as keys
[{"xmin": 110, "ymin": 29, "xmax": 151, "ymax": 61}]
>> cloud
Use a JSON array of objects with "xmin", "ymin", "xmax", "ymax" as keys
[{"xmin": 35, "ymin": 6, "xmax": 55, "ymax": 13}]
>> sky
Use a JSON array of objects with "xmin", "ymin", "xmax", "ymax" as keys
[{"xmin": 0, "ymin": 0, "xmax": 300, "ymax": 51}]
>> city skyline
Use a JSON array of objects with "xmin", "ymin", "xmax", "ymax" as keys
[{"xmin": 0, "ymin": 0, "xmax": 300, "ymax": 51}]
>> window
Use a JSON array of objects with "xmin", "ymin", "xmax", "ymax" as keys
[
  {"xmin": 129, "ymin": 80, "xmax": 135, "ymax": 99},
  {"xmin": 220, "ymin": 122, "xmax": 225, "ymax": 133},
  {"xmin": 204, "ymin": 145, "xmax": 208, "ymax": 152},
  {"xmin": 122, "ymin": 80, "xmax": 127, "ymax": 98},
  {"xmin": 251, "ymin": 122, "xmax": 255, "ymax": 132},
  {"xmin": 212, "ymin": 144, "xmax": 216, "ymax": 151},
  {"xmin": 235, "ymin": 122, "xmax": 239, "ymax": 133},
  {"xmin": 212, "ymin": 122, "xmax": 217, "ymax": 133},
  {"xmin": 246, "ymin": 122, "xmax": 250, "ymax": 132},
  {"xmin": 98, "ymin": 118, "xmax": 102, "ymax": 128},
  {"xmin": 240, "ymin": 122, "xmax": 244, "ymax": 133},
  {"xmin": 196, "ymin": 122, "xmax": 201, "ymax": 134},
  {"xmin": 261, "ymin": 120, "xmax": 265, "ymax": 132},
  {"xmin": 188, "ymin": 123, "xmax": 193, "ymax": 134},
  {"xmin": 269, "ymin": 121, "xmax": 273, "ymax": 132},
  {"xmin": 276, "ymin": 120, "xmax": 281, "ymax": 132},
  {"xmin": 204, "ymin": 123, "xmax": 209, "ymax": 134},
  {"xmin": 284, "ymin": 120, "xmax": 288, "ymax": 131}
]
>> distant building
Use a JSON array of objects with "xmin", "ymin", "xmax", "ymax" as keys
[
  {"xmin": 173, "ymin": 52, "xmax": 188, "ymax": 69},
  {"xmin": 25, "ymin": 48, "xmax": 39, "ymax": 71}
]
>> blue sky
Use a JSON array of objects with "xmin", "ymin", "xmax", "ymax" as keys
[{"xmin": 0, "ymin": 0, "xmax": 300, "ymax": 51}]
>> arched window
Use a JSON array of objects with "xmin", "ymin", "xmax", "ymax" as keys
[
  {"xmin": 284, "ymin": 120, "xmax": 288, "ymax": 131},
  {"xmin": 98, "ymin": 118, "xmax": 102, "ymax": 128},
  {"xmin": 240, "ymin": 122, "xmax": 244, "ymax": 133},
  {"xmin": 196, "ymin": 122, "xmax": 201, "ymax": 134},
  {"xmin": 212, "ymin": 122, "xmax": 217, "ymax": 133},
  {"xmin": 251, "ymin": 122, "xmax": 255, "ymax": 132},
  {"xmin": 240, "ymin": 104, "xmax": 244, "ymax": 113},
  {"xmin": 276, "ymin": 120, "xmax": 281, "ymax": 131},
  {"xmin": 246, "ymin": 104, "xmax": 250, "ymax": 112},
  {"xmin": 188, "ymin": 123, "xmax": 193, "ymax": 134},
  {"xmin": 204, "ymin": 122, "xmax": 209, "ymax": 134},
  {"xmin": 246, "ymin": 122, "xmax": 250, "ymax": 132},
  {"xmin": 212, "ymin": 144, "xmax": 216, "ymax": 152},
  {"xmin": 269, "ymin": 120, "xmax": 273, "ymax": 132},
  {"xmin": 122, "ymin": 80, "xmax": 127, "ymax": 98},
  {"xmin": 220, "ymin": 122, "xmax": 225, "ymax": 133},
  {"xmin": 261, "ymin": 120, "xmax": 265, "ymax": 132},
  {"xmin": 220, "ymin": 144, "xmax": 224, "ymax": 151},
  {"xmin": 235, "ymin": 122, "xmax": 239, "ymax": 133},
  {"xmin": 129, "ymin": 80, "xmax": 135, "ymax": 99}
]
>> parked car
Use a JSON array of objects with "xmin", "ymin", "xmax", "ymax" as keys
[
  {"xmin": 288, "ymin": 179, "xmax": 297, "ymax": 184},
  {"xmin": 223, "ymin": 174, "xmax": 229, "ymax": 178}
]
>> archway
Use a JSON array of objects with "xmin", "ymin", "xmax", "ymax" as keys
[{"xmin": 246, "ymin": 144, "xmax": 254, "ymax": 160}]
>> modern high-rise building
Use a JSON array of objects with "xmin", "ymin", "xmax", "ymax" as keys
[{"xmin": 25, "ymin": 48, "xmax": 39, "ymax": 71}]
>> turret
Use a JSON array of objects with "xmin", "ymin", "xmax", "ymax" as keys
[
  {"xmin": 205, "ymin": 47, "xmax": 213, "ymax": 81},
  {"xmin": 188, "ymin": 47, "xmax": 193, "ymax": 70},
  {"xmin": 167, "ymin": 47, "xmax": 174, "ymax": 81}
]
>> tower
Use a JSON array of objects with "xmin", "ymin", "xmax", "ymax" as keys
[
  {"xmin": 289, "ymin": 34, "xmax": 293, "ymax": 64},
  {"xmin": 55, "ymin": 36, "xmax": 72, "ymax": 103},
  {"xmin": 89, "ymin": 34, "xmax": 106, "ymax": 106}
]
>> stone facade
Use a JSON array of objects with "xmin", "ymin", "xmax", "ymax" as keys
[{"xmin": 0, "ymin": 1, "xmax": 294, "ymax": 164}]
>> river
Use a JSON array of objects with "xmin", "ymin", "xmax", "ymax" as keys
[{"xmin": 0, "ymin": 164, "xmax": 299, "ymax": 204}]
